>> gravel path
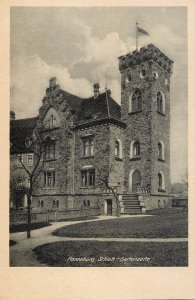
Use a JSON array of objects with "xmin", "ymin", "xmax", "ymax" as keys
[{"xmin": 9, "ymin": 214, "xmax": 187, "ymax": 267}]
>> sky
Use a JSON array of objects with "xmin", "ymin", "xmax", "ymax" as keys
[{"xmin": 10, "ymin": 6, "xmax": 187, "ymax": 183}]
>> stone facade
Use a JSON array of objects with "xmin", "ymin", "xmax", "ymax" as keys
[
  {"xmin": 10, "ymin": 44, "xmax": 173, "ymax": 214},
  {"xmin": 119, "ymin": 43, "xmax": 173, "ymax": 207}
]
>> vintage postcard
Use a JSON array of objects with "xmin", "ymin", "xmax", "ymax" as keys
[{"xmin": 0, "ymin": 1, "xmax": 195, "ymax": 299}]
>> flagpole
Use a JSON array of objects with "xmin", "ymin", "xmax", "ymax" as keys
[{"xmin": 136, "ymin": 21, "xmax": 138, "ymax": 51}]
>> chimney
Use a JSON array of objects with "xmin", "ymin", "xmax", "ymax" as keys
[
  {"xmin": 10, "ymin": 111, "xmax": 15, "ymax": 121},
  {"xmin": 93, "ymin": 83, "xmax": 100, "ymax": 99}
]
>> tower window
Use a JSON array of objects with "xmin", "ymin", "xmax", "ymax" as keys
[
  {"xmin": 133, "ymin": 141, "xmax": 140, "ymax": 157},
  {"xmin": 157, "ymin": 91, "xmax": 165, "ymax": 114},
  {"xmin": 125, "ymin": 75, "xmax": 132, "ymax": 83},
  {"xmin": 158, "ymin": 141, "xmax": 165, "ymax": 160},
  {"xmin": 158, "ymin": 172, "xmax": 166, "ymax": 192},
  {"xmin": 140, "ymin": 69, "xmax": 146, "ymax": 78},
  {"xmin": 130, "ymin": 90, "xmax": 142, "ymax": 112},
  {"xmin": 130, "ymin": 141, "xmax": 141, "ymax": 159},
  {"xmin": 158, "ymin": 143, "xmax": 162, "ymax": 159}
]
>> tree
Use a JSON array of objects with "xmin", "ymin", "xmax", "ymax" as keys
[
  {"xmin": 10, "ymin": 126, "xmax": 48, "ymax": 238},
  {"xmin": 96, "ymin": 166, "xmax": 121, "ymax": 217}
]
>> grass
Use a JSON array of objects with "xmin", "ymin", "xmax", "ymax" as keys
[
  {"xmin": 33, "ymin": 241, "xmax": 188, "ymax": 267},
  {"xmin": 10, "ymin": 222, "xmax": 51, "ymax": 233},
  {"xmin": 53, "ymin": 208, "xmax": 188, "ymax": 238}
]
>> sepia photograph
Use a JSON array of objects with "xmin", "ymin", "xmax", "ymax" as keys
[{"xmin": 9, "ymin": 6, "xmax": 188, "ymax": 267}]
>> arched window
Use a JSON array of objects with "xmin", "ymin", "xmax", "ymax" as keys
[
  {"xmin": 158, "ymin": 172, "xmax": 165, "ymax": 191},
  {"xmin": 130, "ymin": 141, "xmax": 141, "ymax": 159},
  {"xmin": 130, "ymin": 90, "xmax": 142, "ymax": 112},
  {"xmin": 115, "ymin": 139, "xmax": 122, "ymax": 159},
  {"xmin": 43, "ymin": 107, "xmax": 60, "ymax": 128},
  {"xmin": 158, "ymin": 141, "xmax": 165, "ymax": 160},
  {"xmin": 157, "ymin": 91, "xmax": 165, "ymax": 114}
]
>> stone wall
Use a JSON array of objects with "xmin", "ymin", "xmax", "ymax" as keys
[{"xmin": 142, "ymin": 194, "xmax": 172, "ymax": 210}]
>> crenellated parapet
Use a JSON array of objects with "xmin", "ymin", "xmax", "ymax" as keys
[{"xmin": 119, "ymin": 44, "xmax": 173, "ymax": 74}]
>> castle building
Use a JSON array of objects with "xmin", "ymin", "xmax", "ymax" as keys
[{"xmin": 10, "ymin": 44, "xmax": 173, "ymax": 215}]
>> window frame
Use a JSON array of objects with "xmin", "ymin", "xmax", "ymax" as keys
[
  {"xmin": 82, "ymin": 136, "xmax": 94, "ymax": 157},
  {"xmin": 129, "ymin": 89, "xmax": 142, "ymax": 113},
  {"xmin": 81, "ymin": 167, "xmax": 95, "ymax": 188},
  {"xmin": 158, "ymin": 171, "xmax": 166, "ymax": 192},
  {"xmin": 157, "ymin": 91, "xmax": 165, "ymax": 115},
  {"xmin": 43, "ymin": 142, "xmax": 56, "ymax": 161},
  {"xmin": 130, "ymin": 140, "xmax": 141, "ymax": 160},
  {"xmin": 115, "ymin": 139, "xmax": 123, "ymax": 160},
  {"xmin": 157, "ymin": 141, "xmax": 165, "ymax": 161},
  {"xmin": 27, "ymin": 154, "xmax": 33, "ymax": 166},
  {"xmin": 44, "ymin": 170, "xmax": 56, "ymax": 188}
]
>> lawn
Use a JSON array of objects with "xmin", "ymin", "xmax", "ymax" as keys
[
  {"xmin": 53, "ymin": 208, "xmax": 188, "ymax": 238},
  {"xmin": 10, "ymin": 222, "xmax": 51, "ymax": 233},
  {"xmin": 33, "ymin": 241, "xmax": 188, "ymax": 267}
]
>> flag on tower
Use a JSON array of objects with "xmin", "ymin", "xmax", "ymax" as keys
[
  {"xmin": 136, "ymin": 22, "xmax": 150, "ymax": 50},
  {"xmin": 137, "ymin": 26, "xmax": 150, "ymax": 36}
]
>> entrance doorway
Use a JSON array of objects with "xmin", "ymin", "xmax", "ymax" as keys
[
  {"xmin": 106, "ymin": 200, "xmax": 112, "ymax": 215},
  {"xmin": 129, "ymin": 170, "xmax": 141, "ymax": 193}
]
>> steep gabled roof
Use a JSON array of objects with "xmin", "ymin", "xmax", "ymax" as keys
[
  {"xmin": 75, "ymin": 92, "xmax": 121, "ymax": 124},
  {"xmin": 10, "ymin": 117, "xmax": 38, "ymax": 154}
]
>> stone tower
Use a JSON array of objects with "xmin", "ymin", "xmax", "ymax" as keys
[{"xmin": 119, "ymin": 44, "xmax": 173, "ymax": 201}]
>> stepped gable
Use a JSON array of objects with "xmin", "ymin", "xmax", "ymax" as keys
[
  {"xmin": 119, "ymin": 43, "xmax": 173, "ymax": 73},
  {"xmin": 75, "ymin": 92, "xmax": 121, "ymax": 125},
  {"xmin": 10, "ymin": 117, "xmax": 38, "ymax": 154}
]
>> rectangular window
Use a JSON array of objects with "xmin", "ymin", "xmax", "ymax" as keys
[
  {"xmin": 44, "ymin": 171, "xmax": 56, "ymax": 188},
  {"xmin": 81, "ymin": 169, "xmax": 95, "ymax": 187},
  {"xmin": 81, "ymin": 170, "xmax": 88, "ymax": 187},
  {"xmin": 27, "ymin": 154, "xmax": 33, "ymax": 166},
  {"xmin": 17, "ymin": 154, "xmax": 23, "ymax": 166},
  {"xmin": 82, "ymin": 137, "xmax": 94, "ymax": 157},
  {"xmin": 88, "ymin": 169, "xmax": 95, "ymax": 186}
]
